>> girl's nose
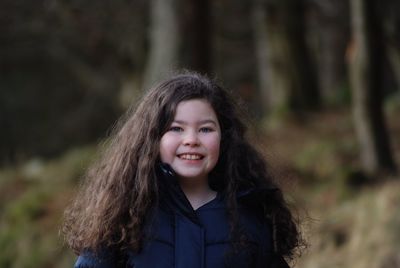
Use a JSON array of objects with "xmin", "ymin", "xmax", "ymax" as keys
[{"xmin": 183, "ymin": 131, "xmax": 199, "ymax": 146}]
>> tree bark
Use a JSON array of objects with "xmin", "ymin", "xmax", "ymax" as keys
[
  {"xmin": 263, "ymin": 0, "xmax": 320, "ymax": 115},
  {"xmin": 180, "ymin": 0, "xmax": 211, "ymax": 74},
  {"xmin": 252, "ymin": 0, "xmax": 270, "ymax": 113},
  {"xmin": 383, "ymin": 0, "xmax": 400, "ymax": 90},
  {"xmin": 213, "ymin": 0, "xmax": 263, "ymax": 118},
  {"xmin": 143, "ymin": 0, "xmax": 212, "ymax": 89},
  {"xmin": 143, "ymin": 0, "xmax": 181, "ymax": 88},
  {"xmin": 386, "ymin": 43, "xmax": 400, "ymax": 89},
  {"xmin": 308, "ymin": 0, "xmax": 349, "ymax": 104},
  {"xmin": 349, "ymin": 0, "xmax": 397, "ymax": 176}
]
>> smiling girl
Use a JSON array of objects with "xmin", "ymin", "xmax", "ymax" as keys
[
  {"xmin": 62, "ymin": 72, "xmax": 303, "ymax": 267},
  {"xmin": 159, "ymin": 99, "xmax": 220, "ymax": 210}
]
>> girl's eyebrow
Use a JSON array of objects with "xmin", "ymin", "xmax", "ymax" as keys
[{"xmin": 173, "ymin": 119, "xmax": 217, "ymax": 125}]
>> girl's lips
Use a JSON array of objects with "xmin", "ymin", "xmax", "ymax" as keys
[{"xmin": 177, "ymin": 153, "xmax": 204, "ymax": 160}]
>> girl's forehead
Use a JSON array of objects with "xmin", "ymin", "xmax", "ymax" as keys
[
  {"xmin": 177, "ymin": 97, "xmax": 209, "ymax": 105},
  {"xmin": 173, "ymin": 99, "xmax": 218, "ymax": 120},
  {"xmin": 176, "ymin": 98, "xmax": 214, "ymax": 110}
]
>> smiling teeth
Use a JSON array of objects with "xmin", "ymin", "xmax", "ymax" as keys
[{"xmin": 179, "ymin": 154, "xmax": 202, "ymax": 160}]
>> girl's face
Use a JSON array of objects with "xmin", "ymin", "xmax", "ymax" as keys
[{"xmin": 160, "ymin": 99, "xmax": 221, "ymax": 183}]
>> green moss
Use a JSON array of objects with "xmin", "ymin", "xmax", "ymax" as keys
[
  {"xmin": 294, "ymin": 140, "xmax": 339, "ymax": 179},
  {"xmin": 4, "ymin": 190, "xmax": 49, "ymax": 224},
  {"xmin": 0, "ymin": 146, "xmax": 97, "ymax": 267}
]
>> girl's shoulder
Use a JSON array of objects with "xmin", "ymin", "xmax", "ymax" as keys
[
  {"xmin": 74, "ymin": 253, "xmax": 113, "ymax": 268},
  {"xmin": 74, "ymin": 248, "xmax": 126, "ymax": 268}
]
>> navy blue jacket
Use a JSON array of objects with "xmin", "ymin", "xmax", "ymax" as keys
[{"xmin": 74, "ymin": 165, "xmax": 288, "ymax": 267}]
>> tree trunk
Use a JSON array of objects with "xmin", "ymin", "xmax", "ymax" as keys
[
  {"xmin": 386, "ymin": 43, "xmax": 400, "ymax": 89},
  {"xmin": 213, "ymin": 0, "xmax": 263, "ymax": 118},
  {"xmin": 143, "ymin": 0, "xmax": 180, "ymax": 88},
  {"xmin": 180, "ymin": 0, "xmax": 211, "ymax": 74},
  {"xmin": 349, "ymin": 0, "xmax": 397, "ymax": 176},
  {"xmin": 308, "ymin": 0, "xmax": 349, "ymax": 104},
  {"xmin": 383, "ymin": 0, "xmax": 400, "ymax": 90},
  {"xmin": 252, "ymin": 0, "xmax": 270, "ymax": 113},
  {"xmin": 143, "ymin": 0, "xmax": 212, "ymax": 88},
  {"xmin": 263, "ymin": 0, "xmax": 320, "ymax": 115}
]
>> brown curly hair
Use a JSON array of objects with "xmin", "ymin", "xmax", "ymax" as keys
[{"xmin": 62, "ymin": 71, "xmax": 303, "ymax": 260}]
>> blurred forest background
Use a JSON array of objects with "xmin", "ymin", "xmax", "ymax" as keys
[{"xmin": 1, "ymin": 0, "xmax": 400, "ymax": 267}]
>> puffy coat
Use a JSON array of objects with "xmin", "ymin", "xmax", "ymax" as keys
[{"xmin": 74, "ymin": 165, "xmax": 289, "ymax": 268}]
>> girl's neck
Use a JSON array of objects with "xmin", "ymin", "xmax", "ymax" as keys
[{"xmin": 179, "ymin": 178, "xmax": 217, "ymax": 210}]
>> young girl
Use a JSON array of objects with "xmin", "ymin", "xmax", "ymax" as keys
[{"xmin": 62, "ymin": 72, "xmax": 302, "ymax": 268}]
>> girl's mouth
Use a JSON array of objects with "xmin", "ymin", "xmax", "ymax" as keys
[{"xmin": 177, "ymin": 153, "xmax": 204, "ymax": 160}]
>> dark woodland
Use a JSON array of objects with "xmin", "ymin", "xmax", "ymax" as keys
[{"xmin": 1, "ymin": 0, "xmax": 400, "ymax": 267}]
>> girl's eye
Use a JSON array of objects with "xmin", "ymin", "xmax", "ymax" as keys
[
  {"xmin": 169, "ymin": 126, "xmax": 183, "ymax": 132},
  {"xmin": 200, "ymin": 127, "xmax": 213, "ymax": 133}
]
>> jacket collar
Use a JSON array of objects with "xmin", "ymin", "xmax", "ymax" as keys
[
  {"xmin": 157, "ymin": 163, "xmax": 202, "ymax": 225},
  {"xmin": 157, "ymin": 163, "xmax": 278, "ymax": 223}
]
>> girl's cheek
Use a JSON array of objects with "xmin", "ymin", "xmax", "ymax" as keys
[{"xmin": 208, "ymin": 137, "xmax": 221, "ymax": 157}]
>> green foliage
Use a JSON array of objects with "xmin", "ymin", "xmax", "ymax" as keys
[
  {"xmin": 1, "ymin": 191, "xmax": 45, "ymax": 266},
  {"xmin": 385, "ymin": 91, "xmax": 400, "ymax": 114},
  {"xmin": 330, "ymin": 82, "xmax": 352, "ymax": 107},
  {"xmin": 294, "ymin": 140, "xmax": 338, "ymax": 177},
  {"xmin": 0, "ymin": 146, "xmax": 96, "ymax": 268},
  {"xmin": 5, "ymin": 190, "xmax": 48, "ymax": 223}
]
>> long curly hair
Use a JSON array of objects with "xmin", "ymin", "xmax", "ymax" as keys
[{"xmin": 62, "ymin": 71, "xmax": 303, "ymax": 260}]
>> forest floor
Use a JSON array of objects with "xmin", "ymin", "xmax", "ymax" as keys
[
  {"xmin": 260, "ymin": 105, "xmax": 400, "ymax": 268},
  {"xmin": 0, "ymin": 105, "xmax": 399, "ymax": 268}
]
